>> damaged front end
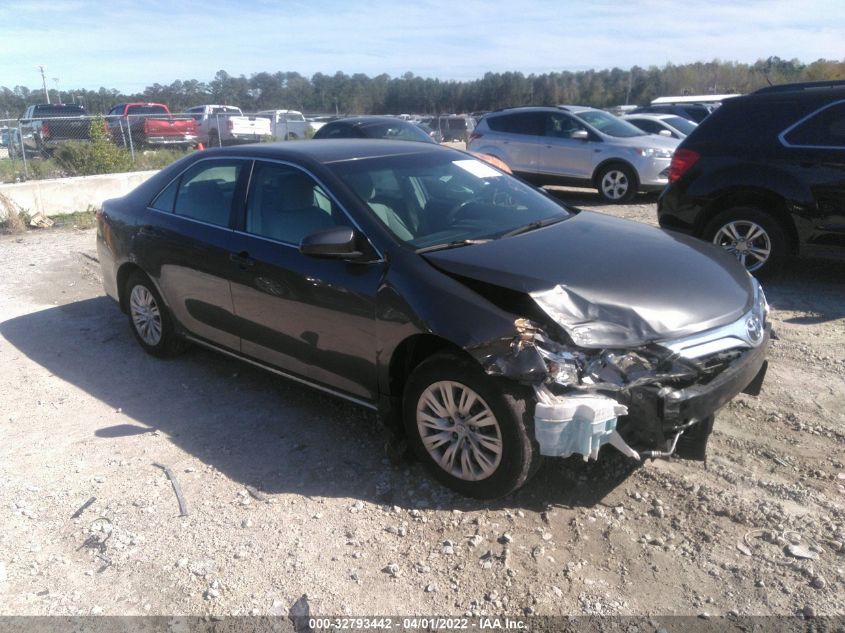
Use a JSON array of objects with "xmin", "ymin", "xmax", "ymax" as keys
[{"xmin": 473, "ymin": 281, "xmax": 771, "ymax": 463}]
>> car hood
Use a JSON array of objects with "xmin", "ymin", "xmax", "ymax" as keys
[{"xmin": 422, "ymin": 211, "xmax": 753, "ymax": 348}]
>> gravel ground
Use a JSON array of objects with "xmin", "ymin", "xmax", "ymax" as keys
[{"xmin": 0, "ymin": 188, "xmax": 844, "ymax": 620}]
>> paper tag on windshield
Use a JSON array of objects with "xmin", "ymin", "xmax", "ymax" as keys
[{"xmin": 453, "ymin": 159, "xmax": 503, "ymax": 179}]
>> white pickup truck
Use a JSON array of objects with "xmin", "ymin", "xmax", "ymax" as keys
[
  {"xmin": 255, "ymin": 110, "xmax": 309, "ymax": 140},
  {"xmin": 186, "ymin": 105, "xmax": 272, "ymax": 147}
]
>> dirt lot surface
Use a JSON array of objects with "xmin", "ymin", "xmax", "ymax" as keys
[{"xmin": 1, "ymin": 189, "xmax": 844, "ymax": 621}]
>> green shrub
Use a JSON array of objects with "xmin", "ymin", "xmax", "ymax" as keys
[{"xmin": 54, "ymin": 116, "xmax": 132, "ymax": 176}]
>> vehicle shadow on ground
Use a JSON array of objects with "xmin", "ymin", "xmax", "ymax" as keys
[
  {"xmin": 764, "ymin": 257, "xmax": 845, "ymax": 324},
  {"xmin": 0, "ymin": 297, "xmax": 637, "ymax": 513}
]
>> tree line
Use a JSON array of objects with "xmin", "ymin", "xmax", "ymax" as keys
[{"xmin": 1, "ymin": 57, "xmax": 843, "ymax": 120}]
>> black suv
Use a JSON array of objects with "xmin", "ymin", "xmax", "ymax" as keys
[{"xmin": 658, "ymin": 81, "xmax": 845, "ymax": 277}]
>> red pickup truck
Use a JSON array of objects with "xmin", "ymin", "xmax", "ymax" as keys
[{"xmin": 106, "ymin": 103, "xmax": 198, "ymax": 149}]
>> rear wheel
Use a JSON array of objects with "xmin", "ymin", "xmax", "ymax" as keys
[
  {"xmin": 125, "ymin": 272, "xmax": 187, "ymax": 358},
  {"xmin": 597, "ymin": 163, "xmax": 637, "ymax": 203},
  {"xmin": 703, "ymin": 206, "xmax": 787, "ymax": 277},
  {"xmin": 402, "ymin": 353, "xmax": 540, "ymax": 499}
]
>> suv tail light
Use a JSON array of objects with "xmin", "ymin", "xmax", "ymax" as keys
[
  {"xmin": 227, "ymin": 119, "xmax": 234, "ymax": 131},
  {"xmin": 468, "ymin": 131, "xmax": 483, "ymax": 142},
  {"xmin": 41, "ymin": 122, "xmax": 50, "ymax": 138},
  {"xmin": 668, "ymin": 148, "xmax": 700, "ymax": 183}
]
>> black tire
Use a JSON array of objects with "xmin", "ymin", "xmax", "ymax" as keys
[
  {"xmin": 596, "ymin": 163, "xmax": 638, "ymax": 203},
  {"xmin": 402, "ymin": 353, "xmax": 541, "ymax": 499},
  {"xmin": 209, "ymin": 131, "xmax": 219, "ymax": 148},
  {"xmin": 125, "ymin": 272, "xmax": 188, "ymax": 358},
  {"xmin": 703, "ymin": 206, "xmax": 787, "ymax": 278}
]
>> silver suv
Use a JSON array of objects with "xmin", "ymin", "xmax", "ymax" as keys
[{"xmin": 468, "ymin": 106, "xmax": 679, "ymax": 203}]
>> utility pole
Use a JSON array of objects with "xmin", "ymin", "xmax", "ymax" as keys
[{"xmin": 37, "ymin": 65, "xmax": 49, "ymax": 103}]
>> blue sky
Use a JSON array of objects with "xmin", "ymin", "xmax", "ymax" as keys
[{"xmin": 1, "ymin": 0, "xmax": 843, "ymax": 93}]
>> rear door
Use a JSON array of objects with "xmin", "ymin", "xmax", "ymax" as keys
[
  {"xmin": 226, "ymin": 160, "xmax": 381, "ymax": 401},
  {"xmin": 781, "ymin": 101, "xmax": 845, "ymax": 249},
  {"xmin": 485, "ymin": 112, "xmax": 544, "ymax": 174},
  {"xmin": 136, "ymin": 158, "xmax": 250, "ymax": 350}
]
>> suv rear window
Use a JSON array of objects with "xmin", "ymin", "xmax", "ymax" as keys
[
  {"xmin": 487, "ymin": 112, "xmax": 544, "ymax": 136},
  {"xmin": 127, "ymin": 105, "xmax": 169, "ymax": 115},
  {"xmin": 33, "ymin": 105, "xmax": 86, "ymax": 117},
  {"xmin": 783, "ymin": 101, "xmax": 845, "ymax": 148}
]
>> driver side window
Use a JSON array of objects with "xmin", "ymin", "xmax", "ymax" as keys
[
  {"xmin": 245, "ymin": 162, "xmax": 344, "ymax": 245},
  {"xmin": 544, "ymin": 113, "xmax": 584, "ymax": 138}
]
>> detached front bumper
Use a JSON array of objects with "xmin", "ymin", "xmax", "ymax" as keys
[{"xmin": 620, "ymin": 326, "xmax": 770, "ymax": 456}]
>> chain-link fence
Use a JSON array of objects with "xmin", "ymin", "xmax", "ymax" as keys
[{"xmin": 0, "ymin": 111, "xmax": 304, "ymax": 183}]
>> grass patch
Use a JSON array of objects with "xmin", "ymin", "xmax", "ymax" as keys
[{"xmin": 49, "ymin": 207, "xmax": 98, "ymax": 229}]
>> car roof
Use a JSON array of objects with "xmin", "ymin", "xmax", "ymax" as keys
[
  {"xmin": 622, "ymin": 113, "xmax": 678, "ymax": 122},
  {"xmin": 556, "ymin": 105, "xmax": 597, "ymax": 113},
  {"xmin": 325, "ymin": 116, "xmax": 411, "ymax": 127},
  {"xmin": 199, "ymin": 138, "xmax": 450, "ymax": 164}
]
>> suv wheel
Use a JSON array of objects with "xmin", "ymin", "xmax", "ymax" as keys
[
  {"xmin": 704, "ymin": 207, "xmax": 787, "ymax": 277},
  {"xmin": 597, "ymin": 163, "xmax": 637, "ymax": 203},
  {"xmin": 403, "ymin": 353, "xmax": 540, "ymax": 499}
]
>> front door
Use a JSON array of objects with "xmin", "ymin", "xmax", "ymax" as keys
[
  {"xmin": 539, "ymin": 111, "xmax": 598, "ymax": 179},
  {"xmin": 227, "ymin": 160, "xmax": 382, "ymax": 401}
]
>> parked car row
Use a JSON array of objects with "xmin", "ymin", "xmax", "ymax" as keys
[
  {"xmin": 4, "ymin": 103, "xmax": 312, "ymax": 157},
  {"xmin": 467, "ymin": 105, "xmax": 679, "ymax": 203}
]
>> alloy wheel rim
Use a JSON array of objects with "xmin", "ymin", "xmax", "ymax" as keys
[
  {"xmin": 129, "ymin": 285, "xmax": 163, "ymax": 346},
  {"xmin": 712, "ymin": 220, "xmax": 771, "ymax": 272},
  {"xmin": 601, "ymin": 170, "xmax": 629, "ymax": 200},
  {"xmin": 416, "ymin": 381, "xmax": 503, "ymax": 482}
]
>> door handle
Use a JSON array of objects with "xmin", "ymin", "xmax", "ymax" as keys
[{"xmin": 229, "ymin": 251, "xmax": 255, "ymax": 268}]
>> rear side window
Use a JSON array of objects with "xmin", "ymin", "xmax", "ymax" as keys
[
  {"xmin": 487, "ymin": 112, "xmax": 544, "ymax": 136},
  {"xmin": 783, "ymin": 101, "xmax": 845, "ymax": 148}
]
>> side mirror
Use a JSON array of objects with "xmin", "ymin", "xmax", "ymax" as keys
[
  {"xmin": 299, "ymin": 226, "xmax": 364, "ymax": 259},
  {"xmin": 570, "ymin": 129, "xmax": 589, "ymax": 140},
  {"xmin": 658, "ymin": 129, "xmax": 672, "ymax": 137}
]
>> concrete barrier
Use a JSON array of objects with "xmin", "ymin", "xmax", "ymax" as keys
[{"xmin": 0, "ymin": 170, "xmax": 159, "ymax": 219}]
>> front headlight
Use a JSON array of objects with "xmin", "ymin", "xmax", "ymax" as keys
[
  {"xmin": 754, "ymin": 280, "xmax": 769, "ymax": 323},
  {"xmin": 634, "ymin": 147, "xmax": 674, "ymax": 159}
]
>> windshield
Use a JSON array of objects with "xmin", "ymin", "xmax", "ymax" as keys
[
  {"xmin": 330, "ymin": 151, "xmax": 571, "ymax": 249},
  {"xmin": 127, "ymin": 105, "xmax": 168, "ymax": 115},
  {"xmin": 664, "ymin": 115, "xmax": 697, "ymax": 135},
  {"xmin": 33, "ymin": 105, "xmax": 86, "ymax": 117},
  {"xmin": 575, "ymin": 110, "xmax": 646, "ymax": 138}
]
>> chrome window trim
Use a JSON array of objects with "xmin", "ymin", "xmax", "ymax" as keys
[
  {"xmin": 778, "ymin": 99, "xmax": 845, "ymax": 150},
  {"xmin": 144, "ymin": 154, "xmax": 384, "ymax": 260}
]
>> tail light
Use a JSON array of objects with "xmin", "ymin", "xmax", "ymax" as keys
[
  {"xmin": 41, "ymin": 122, "xmax": 50, "ymax": 137},
  {"xmin": 227, "ymin": 119, "xmax": 233, "ymax": 131},
  {"xmin": 668, "ymin": 148, "xmax": 700, "ymax": 183},
  {"xmin": 468, "ymin": 131, "xmax": 483, "ymax": 142}
]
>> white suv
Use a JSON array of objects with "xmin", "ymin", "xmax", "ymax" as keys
[{"xmin": 468, "ymin": 106, "xmax": 679, "ymax": 203}]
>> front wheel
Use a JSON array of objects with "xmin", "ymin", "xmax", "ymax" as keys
[
  {"xmin": 597, "ymin": 163, "xmax": 637, "ymax": 203},
  {"xmin": 125, "ymin": 272, "xmax": 187, "ymax": 358},
  {"xmin": 402, "ymin": 353, "xmax": 540, "ymax": 499},
  {"xmin": 703, "ymin": 206, "xmax": 787, "ymax": 277}
]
